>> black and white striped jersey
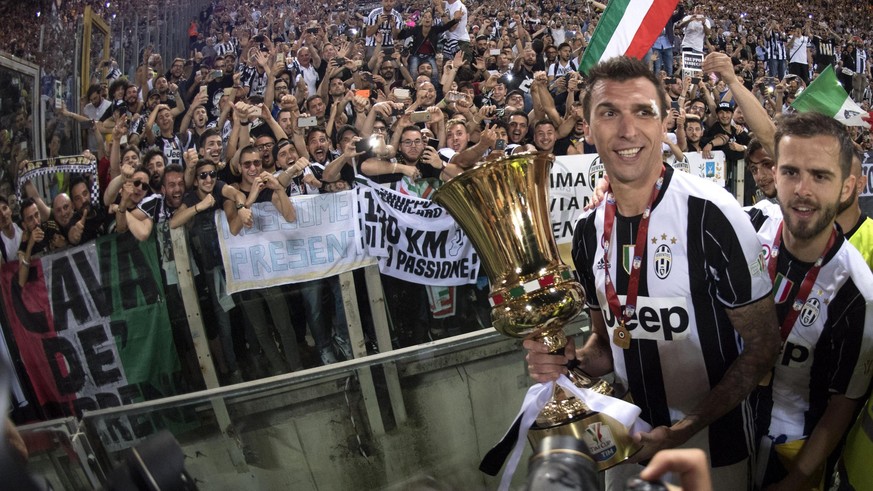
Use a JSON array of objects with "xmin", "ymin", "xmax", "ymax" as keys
[
  {"xmin": 572, "ymin": 164, "xmax": 772, "ymax": 467},
  {"xmin": 748, "ymin": 201, "xmax": 873, "ymax": 441}
]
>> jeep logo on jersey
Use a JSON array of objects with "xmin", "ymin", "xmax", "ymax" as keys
[
  {"xmin": 780, "ymin": 340, "xmax": 810, "ymax": 367},
  {"xmin": 599, "ymin": 294, "xmax": 690, "ymax": 341},
  {"xmin": 588, "ymin": 157, "xmax": 605, "ymax": 191},
  {"xmin": 653, "ymin": 244, "xmax": 672, "ymax": 279},
  {"xmin": 799, "ymin": 298, "xmax": 821, "ymax": 327}
]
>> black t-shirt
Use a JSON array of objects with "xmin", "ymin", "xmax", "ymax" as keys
[
  {"xmin": 182, "ymin": 181, "xmax": 228, "ymax": 270},
  {"xmin": 19, "ymin": 226, "xmax": 50, "ymax": 257},
  {"xmin": 71, "ymin": 205, "xmax": 110, "ymax": 244},
  {"xmin": 703, "ymin": 124, "xmax": 751, "ymax": 161}
]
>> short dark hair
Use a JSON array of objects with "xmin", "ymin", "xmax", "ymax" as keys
[
  {"xmin": 684, "ymin": 115, "xmax": 703, "ymax": 130},
  {"xmin": 195, "ymin": 158, "xmax": 218, "ymax": 172},
  {"xmin": 582, "ymin": 56, "xmax": 668, "ymax": 123},
  {"xmin": 507, "ymin": 110, "xmax": 529, "ymax": 122},
  {"xmin": 142, "ymin": 149, "xmax": 168, "ymax": 167},
  {"xmin": 239, "ymin": 145, "xmax": 260, "ymax": 161},
  {"xmin": 774, "ymin": 112, "xmax": 854, "ymax": 179},
  {"xmin": 744, "ymin": 138, "xmax": 766, "ymax": 163},
  {"xmin": 20, "ymin": 197, "xmax": 36, "ymax": 215},
  {"xmin": 199, "ymin": 128, "xmax": 221, "ymax": 149},
  {"xmin": 87, "ymin": 84, "xmax": 103, "ymax": 99},
  {"xmin": 305, "ymin": 126, "xmax": 328, "ymax": 145},
  {"xmin": 162, "ymin": 164, "xmax": 184, "ymax": 186},
  {"xmin": 333, "ymin": 125, "xmax": 360, "ymax": 147},
  {"xmin": 69, "ymin": 174, "xmax": 88, "ymax": 193},
  {"xmin": 533, "ymin": 119, "xmax": 556, "ymax": 132}
]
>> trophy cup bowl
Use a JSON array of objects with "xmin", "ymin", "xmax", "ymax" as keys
[{"xmin": 431, "ymin": 151, "xmax": 640, "ymax": 471}]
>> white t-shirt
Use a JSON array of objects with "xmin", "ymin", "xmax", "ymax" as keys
[
  {"xmin": 681, "ymin": 15, "xmax": 711, "ymax": 52},
  {"xmin": 444, "ymin": 0, "xmax": 470, "ymax": 42},
  {"xmin": 787, "ymin": 35, "xmax": 809, "ymax": 64},
  {"xmin": 0, "ymin": 223, "xmax": 22, "ymax": 263}
]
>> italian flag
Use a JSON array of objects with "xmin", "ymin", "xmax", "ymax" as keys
[
  {"xmin": 578, "ymin": 0, "xmax": 681, "ymax": 74},
  {"xmin": 792, "ymin": 65, "xmax": 871, "ymax": 128},
  {"xmin": 772, "ymin": 273, "xmax": 794, "ymax": 304}
]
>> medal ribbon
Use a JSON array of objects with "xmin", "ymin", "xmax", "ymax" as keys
[
  {"xmin": 768, "ymin": 222, "xmax": 837, "ymax": 341},
  {"xmin": 602, "ymin": 166, "xmax": 666, "ymax": 331}
]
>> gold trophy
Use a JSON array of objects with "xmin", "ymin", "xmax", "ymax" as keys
[{"xmin": 432, "ymin": 151, "xmax": 640, "ymax": 470}]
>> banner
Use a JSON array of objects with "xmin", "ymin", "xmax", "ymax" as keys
[
  {"xmin": 217, "ymin": 190, "xmax": 375, "ymax": 294},
  {"xmin": 16, "ymin": 155, "xmax": 99, "ymax": 199},
  {"xmin": 0, "ymin": 234, "xmax": 187, "ymax": 450},
  {"xmin": 359, "ymin": 182, "xmax": 481, "ymax": 286},
  {"xmin": 549, "ymin": 153, "xmax": 726, "ymax": 265}
]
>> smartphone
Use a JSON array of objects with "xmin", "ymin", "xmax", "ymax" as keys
[
  {"xmin": 670, "ymin": 100, "xmax": 680, "ymax": 110},
  {"xmin": 392, "ymin": 106, "xmax": 404, "ymax": 116},
  {"xmin": 211, "ymin": 69, "xmax": 223, "ymax": 79},
  {"xmin": 354, "ymin": 138, "xmax": 370, "ymax": 153},
  {"xmin": 355, "ymin": 89, "xmax": 371, "ymax": 98},
  {"xmin": 691, "ymin": 77, "xmax": 701, "ymax": 85},
  {"xmin": 495, "ymin": 139, "xmax": 506, "ymax": 150},
  {"xmin": 383, "ymin": 47, "xmax": 395, "ymax": 56},
  {"xmin": 410, "ymin": 111, "xmax": 431, "ymax": 123},
  {"xmin": 306, "ymin": 27, "xmax": 319, "ymax": 34},
  {"xmin": 223, "ymin": 87, "xmax": 234, "ymax": 97},
  {"xmin": 393, "ymin": 88, "xmax": 410, "ymax": 100},
  {"xmin": 489, "ymin": 48, "xmax": 500, "ymax": 56},
  {"xmin": 445, "ymin": 91, "xmax": 464, "ymax": 103},
  {"xmin": 427, "ymin": 137, "xmax": 440, "ymax": 150},
  {"xmin": 334, "ymin": 56, "xmax": 347, "ymax": 65},
  {"xmin": 664, "ymin": 78, "xmax": 676, "ymax": 85},
  {"xmin": 298, "ymin": 116, "xmax": 317, "ymax": 127}
]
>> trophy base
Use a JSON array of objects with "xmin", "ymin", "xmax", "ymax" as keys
[
  {"xmin": 527, "ymin": 411, "xmax": 642, "ymax": 472},
  {"xmin": 530, "ymin": 369, "xmax": 641, "ymax": 472}
]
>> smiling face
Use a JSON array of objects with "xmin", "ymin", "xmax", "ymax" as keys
[
  {"xmin": 583, "ymin": 77, "xmax": 666, "ymax": 187},
  {"xmin": 51, "ymin": 194, "xmax": 73, "ymax": 228},
  {"xmin": 240, "ymin": 150, "xmax": 263, "ymax": 185},
  {"xmin": 196, "ymin": 163, "xmax": 218, "ymax": 195},
  {"xmin": 121, "ymin": 148, "xmax": 140, "ymax": 169},
  {"xmin": 129, "ymin": 171, "xmax": 151, "ymax": 204},
  {"xmin": 776, "ymin": 134, "xmax": 852, "ymax": 242},
  {"xmin": 533, "ymin": 122, "xmax": 556, "ymax": 152},
  {"xmin": 508, "ymin": 114, "xmax": 528, "ymax": 143},
  {"xmin": 71, "ymin": 181, "xmax": 91, "ymax": 213},
  {"xmin": 162, "ymin": 171, "xmax": 185, "ymax": 209},
  {"xmin": 157, "ymin": 108, "xmax": 174, "ymax": 132},
  {"xmin": 417, "ymin": 82, "xmax": 437, "ymax": 106},
  {"xmin": 200, "ymin": 134, "xmax": 223, "ymax": 163}
]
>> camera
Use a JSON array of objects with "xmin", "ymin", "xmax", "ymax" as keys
[{"xmin": 526, "ymin": 436, "xmax": 668, "ymax": 491}]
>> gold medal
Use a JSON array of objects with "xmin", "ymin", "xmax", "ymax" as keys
[{"xmin": 613, "ymin": 321, "xmax": 631, "ymax": 349}]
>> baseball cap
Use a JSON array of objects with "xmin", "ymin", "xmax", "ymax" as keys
[{"xmin": 717, "ymin": 101, "xmax": 734, "ymax": 112}]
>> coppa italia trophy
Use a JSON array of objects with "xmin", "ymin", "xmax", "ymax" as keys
[{"xmin": 431, "ymin": 151, "xmax": 649, "ymax": 485}]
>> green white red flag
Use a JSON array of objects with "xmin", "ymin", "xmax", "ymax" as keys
[
  {"xmin": 791, "ymin": 65, "xmax": 871, "ymax": 128},
  {"xmin": 579, "ymin": 0, "xmax": 681, "ymax": 74}
]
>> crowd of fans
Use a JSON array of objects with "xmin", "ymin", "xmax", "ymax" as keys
[{"xmin": 1, "ymin": 0, "xmax": 873, "ymax": 387}]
